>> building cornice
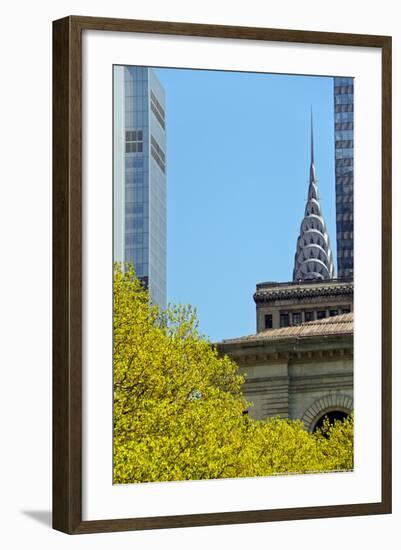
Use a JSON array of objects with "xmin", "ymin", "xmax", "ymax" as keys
[
  {"xmin": 254, "ymin": 280, "xmax": 353, "ymax": 304},
  {"xmin": 217, "ymin": 333, "xmax": 353, "ymax": 367}
]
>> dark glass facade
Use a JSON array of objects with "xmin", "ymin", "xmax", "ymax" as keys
[
  {"xmin": 334, "ymin": 76, "xmax": 354, "ymax": 279},
  {"xmin": 114, "ymin": 67, "xmax": 167, "ymax": 308}
]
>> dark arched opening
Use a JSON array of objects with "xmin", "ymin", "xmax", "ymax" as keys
[{"xmin": 313, "ymin": 410, "xmax": 349, "ymax": 432}]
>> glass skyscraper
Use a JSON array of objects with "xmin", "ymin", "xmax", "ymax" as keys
[
  {"xmin": 333, "ymin": 76, "xmax": 354, "ymax": 279},
  {"xmin": 113, "ymin": 66, "xmax": 167, "ymax": 308}
]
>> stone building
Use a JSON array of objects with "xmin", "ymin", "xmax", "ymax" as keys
[
  {"xmin": 217, "ymin": 114, "xmax": 353, "ymax": 431},
  {"xmin": 255, "ymin": 278, "xmax": 353, "ymax": 331},
  {"xmin": 218, "ymin": 313, "xmax": 353, "ymax": 431}
]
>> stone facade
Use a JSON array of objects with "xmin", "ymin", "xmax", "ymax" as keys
[
  {"xmin": 254, "ymin": 278, "xmax": 353, "ymax": 331},
  {"xmin": 218, "ymin": 314, "xmax": 353, "ymax": 431}
]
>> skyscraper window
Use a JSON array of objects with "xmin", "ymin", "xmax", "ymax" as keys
[
  {"xmin": 113, "ymin": 66, "xmax": 167, "ymax": 309},
  {"xmin": 334, "ymin": 76, "xmax": 354, "ymax": 279}
]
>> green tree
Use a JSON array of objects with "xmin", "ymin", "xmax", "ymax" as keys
[
  {"xmin": 239, "ymin": 418, "xmax": 331, "ymax": 477},
  {"xmin": 113, "ymin": 264, "xmax": 250, "ymax": 483},
  {"xmin": 113, "ymin": 264, "xmax": 353, "ymax": 483},
  {"xmin": 315, "ymin": 414, "xmax": 354, "ymax": 471}
]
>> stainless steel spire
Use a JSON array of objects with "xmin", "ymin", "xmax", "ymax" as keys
[{"xmin": 293, "ymin": 112, "xmax": 335, "ymax": 281}]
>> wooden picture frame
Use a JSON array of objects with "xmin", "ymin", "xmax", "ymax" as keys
[{"xmin": 53, "ymin": 15, "xmax": 392, "ymax": 534}]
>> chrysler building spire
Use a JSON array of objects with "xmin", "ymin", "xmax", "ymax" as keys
[{"xmin": 293, "ymin": 112, "xmax": 335, "ymax": 282}]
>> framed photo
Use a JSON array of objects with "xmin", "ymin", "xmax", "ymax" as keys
[{"xmin": 53, "ymin": 16, "xmax": 392, "ymax": 534}]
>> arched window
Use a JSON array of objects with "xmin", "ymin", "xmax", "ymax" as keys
[{"xmin": 313, "ymin": 410, "xmax": 349, "ymax": 432}]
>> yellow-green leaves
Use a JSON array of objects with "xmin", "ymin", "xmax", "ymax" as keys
[
  {"xmin": 113, "ymin": 264, "xmax": 353, "ymax": 483},
  {"xmin": 314, "ymin": 413, "xmax": 354, "ymax": 472}
]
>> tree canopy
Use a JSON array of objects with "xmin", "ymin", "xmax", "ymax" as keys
[{"xmin": 113, "ymin": 264, "xmax": 353, "ymax": 483}]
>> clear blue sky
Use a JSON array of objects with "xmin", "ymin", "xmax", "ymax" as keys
[{"xmin": 154, "ymin": 67, "xmax": 336, "ymax": 342}]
